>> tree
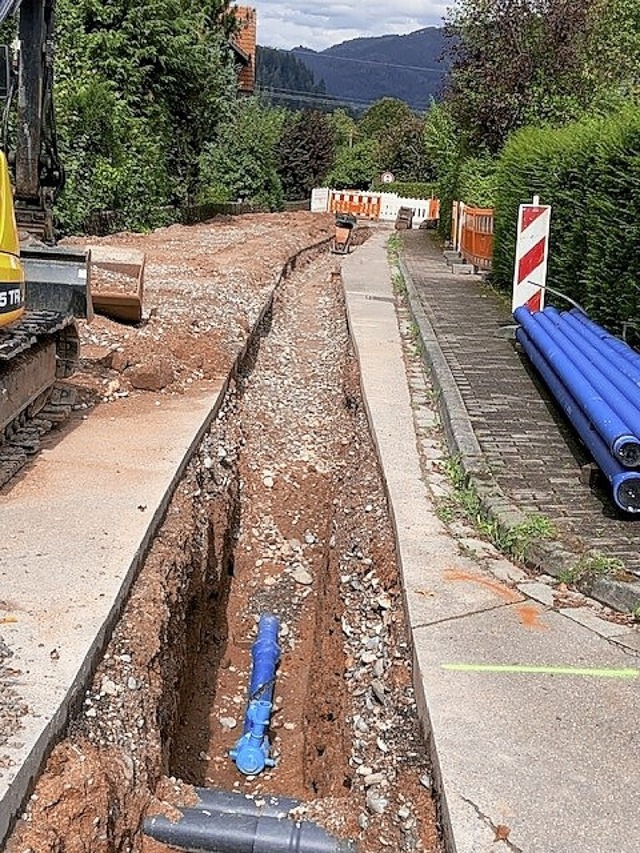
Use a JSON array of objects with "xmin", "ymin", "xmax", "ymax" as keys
[
  {"xmin": 199, "ymin": 99, "xmax": 285, "ymax": 208},
  {"xmin": 379, "ymin": 116, "xmax": 430, "ymax": 181},
  {"xmin": 358, "ymin": 98, "xmax": 428, "ymax": 181},
  {"xmin": 63, "ymin": 0, "xmax": 238, "ymax": 199},
  {"xmin": 359, "ymin": 98, "xmax": 416, "ymax": 142},
  {"xmin": 325, "ymin": 139, "xmax": 379, "ymax": 189},
  {"xmin": 330, "ymin": 109, "xmax": 358, "ymax": 149},
  {"xmin": 443, "ymin": 0, "xmax": 609, "ymax": 152},
  {"xmin": 584, "ymin": 0, "xmax": 640, "ymax": 105},
  {"xmin": 422, "ymin": 101, "xmax": 466, "ymax": 236},
  {"xmin": 42, "ymin": 0, "xmax": 240, "ymax": 231},
  {"xmin": 277, "ymin": 110, "xmax": 336, "ymax": 199}
]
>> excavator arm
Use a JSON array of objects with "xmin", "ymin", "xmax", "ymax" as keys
[{"xmin": 1, "ymin": 0, "xmax": 62, "ymax": 241}]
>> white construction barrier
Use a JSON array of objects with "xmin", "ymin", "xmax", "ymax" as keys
[
  {"xmin": 313, "ymin": 188, "xmax": 439, "ymax": 226},
  {"xmin": 311, "ymin": 187, "xmax": 330, "ymax": 213}
]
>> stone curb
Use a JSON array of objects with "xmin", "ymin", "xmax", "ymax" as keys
[{"xmin": 398, "ymin": 255, "xmax": 640, "ymax": 615}]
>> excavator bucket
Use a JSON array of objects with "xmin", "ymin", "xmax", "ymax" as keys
[
  {"xmin": 88, "ymin": 246, "xmax": 146, "ymax": 324},
  {"xmin": 21, "ymin": 245, "xmax": 92, "ymax": 320}
]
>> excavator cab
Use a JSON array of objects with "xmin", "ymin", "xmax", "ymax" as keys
[{"xmin": 0, "ymin": 150, "xmax": 92, "ymax": 329}]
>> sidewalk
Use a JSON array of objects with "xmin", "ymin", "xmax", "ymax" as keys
[
  {"xmin": 342, "ymin": 229, "xmax": 640, "ymax": 853},
  {"xmin": 0, "ymin": 387, "xmax": 224, "ymax": 844},
  {"xmin": 400, "ymin": 232, "xmax": 640, "ymax": 613}
]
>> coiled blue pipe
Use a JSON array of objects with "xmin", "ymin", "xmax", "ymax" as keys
[
  {"xmin": 514, "ymin": 306, "xmax": 640, "ymax": 466},
  {"xmin": 230, "ymin": 613, "xmax": 280, "ymax": 776},
  {"xmin": 516, "ymin": 327, "xmax": 640, "ymax": 512}
]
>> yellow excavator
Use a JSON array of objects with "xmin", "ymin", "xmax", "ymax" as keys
[{"xmin": 0, "ymin": 0, "xmax": 94, "ymax": 487}]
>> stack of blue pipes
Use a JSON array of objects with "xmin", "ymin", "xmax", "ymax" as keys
[{"xmin": 514, "ymin": 305, "xmax": 640, "ymax": 513}]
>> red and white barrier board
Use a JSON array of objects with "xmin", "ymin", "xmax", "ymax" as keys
[
  {"xmin": 512, "ymin": 202, "xmax": 551, "ymax": 313},
  {"xmin": 312, "ymin": 188, "xmax": 440, "ymax": 227}
]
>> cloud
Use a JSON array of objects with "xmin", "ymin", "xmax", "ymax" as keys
[{"xmin": 255, "ymin": 0, "xmax": 450, "ymax": 51}]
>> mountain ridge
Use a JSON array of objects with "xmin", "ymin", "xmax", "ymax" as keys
[{"xmin": 293, "ymin": 27, "xmax": 450, "ymax": 111}]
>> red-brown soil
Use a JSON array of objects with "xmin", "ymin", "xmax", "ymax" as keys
[{"xmin": 5, "ymin": 215, "xmax": 440, "ymax": 853}]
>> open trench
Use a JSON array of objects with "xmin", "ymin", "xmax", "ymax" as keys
[{"xmin": 6, "ymin": 247, "xmax": 441, "ymax": 853}]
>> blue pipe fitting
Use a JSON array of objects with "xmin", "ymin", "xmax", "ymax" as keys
[{"xmin": 230, "ymin": 613, "xmax": 280, "ymax": 776}]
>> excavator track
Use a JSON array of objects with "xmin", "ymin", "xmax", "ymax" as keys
[
  {"xmin": 0, "ymin": 311, "xmax": 80, "ymax": 489},
  {"xmin": 0, "ymin": 310, "xmax": 77, "ymax": 364}
]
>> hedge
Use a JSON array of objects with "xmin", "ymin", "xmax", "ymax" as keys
[{"xmin": 492, "ymin": 106, "xmax": 640, "ymax": 331}]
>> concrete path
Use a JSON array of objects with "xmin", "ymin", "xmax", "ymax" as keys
[
  {"xmin": 342, "ymin": 230, "xmax": 640, "ymax": 853},
  {"xmin": 0, "ymin": 386, "xmax": 223, "ymax": 843}
]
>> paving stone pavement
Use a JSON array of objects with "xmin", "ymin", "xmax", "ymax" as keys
[{"xmin": 401, "ymin": 232, "xmax": 640, "ymax": 585}]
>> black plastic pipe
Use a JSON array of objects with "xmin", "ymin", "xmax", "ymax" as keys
[
  {"xmin": 193, "ymin": 786, "xmax": 299, "ymax": 818},
  {"xmin": 144, "ymin": 789, "xmax": 357, "ymax": 853}
]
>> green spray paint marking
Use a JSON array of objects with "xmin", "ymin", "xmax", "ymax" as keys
[{"xmin": 441, "ymin": 663, "xmax": 638, "ymax": 679}]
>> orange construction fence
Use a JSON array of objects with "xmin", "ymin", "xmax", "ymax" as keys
[
  {"xmin": 329, "ymin": 191, "xmax": 381, "ymax": 220},
  {"xmin": 459, "ymin": 205, "xmax": 494, "ymax": 271},
  {"xmin": 426, "ymin": 197, "xmax": 440, "ymax": 222}
]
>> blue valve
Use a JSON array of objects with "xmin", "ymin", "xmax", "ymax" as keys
[{"xmin": 230, "ymin": 613, "xmax": 280, "ymax": 775}]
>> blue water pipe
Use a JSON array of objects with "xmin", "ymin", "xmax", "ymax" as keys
[
  {"xmin": 514, "ymin": 306, "xmax": 640, "ymax": 466},
  {"xmin": 230, "ymin": 613, "xmax": 280, "ymax": 776},
  {"xmin": 570, "ymin": 309, "xmax": 640, "ymax": 377},
  {"xmin": 516, "ymin": 327, "xmax": 640, "ymax": 512},
  {"xmin": 533, "ymin": 311, "xmax": 640, "ymax": 464},
  {"xmin": 566, "ymin": 309, "xmax": 640, "ymax": 385},
  {"xmin": 544, "ymin": 307, "xmax": 640, "ymax": 415}
]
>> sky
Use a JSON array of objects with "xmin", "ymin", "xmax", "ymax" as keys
[{"xmin": 255, "ymin": 1, "xmax": 451, "ymax": 51}]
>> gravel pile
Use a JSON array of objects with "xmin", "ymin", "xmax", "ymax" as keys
[{"xmin": 68, "ymin": 212, "xmax": 333, "ymax": 401}]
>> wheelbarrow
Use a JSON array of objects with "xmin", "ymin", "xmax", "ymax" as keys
[{"xmin": 331, "ymin": 213, "xmax": 357, "ymax": 255}]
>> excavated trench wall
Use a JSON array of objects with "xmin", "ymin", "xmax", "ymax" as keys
[
  {"xmin": 5, "ymin": 241, "xmax": 335, "ymax": 851},
  {"xmin": 7, "ymin": 235, "xmax": 441, "ymax": 853}
]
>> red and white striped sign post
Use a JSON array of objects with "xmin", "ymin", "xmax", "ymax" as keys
[{"xmin": 512, "ymin": 196, "xmax": 552, "ymax": 313}]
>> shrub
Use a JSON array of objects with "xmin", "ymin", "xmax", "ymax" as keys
[
  {"xmin": 370, "ymin": 181, "xmax": 436, "ymax": 198},
  {"xmin": 492, "ymin": 105, "xmax": 640, "ymax": 330}
]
